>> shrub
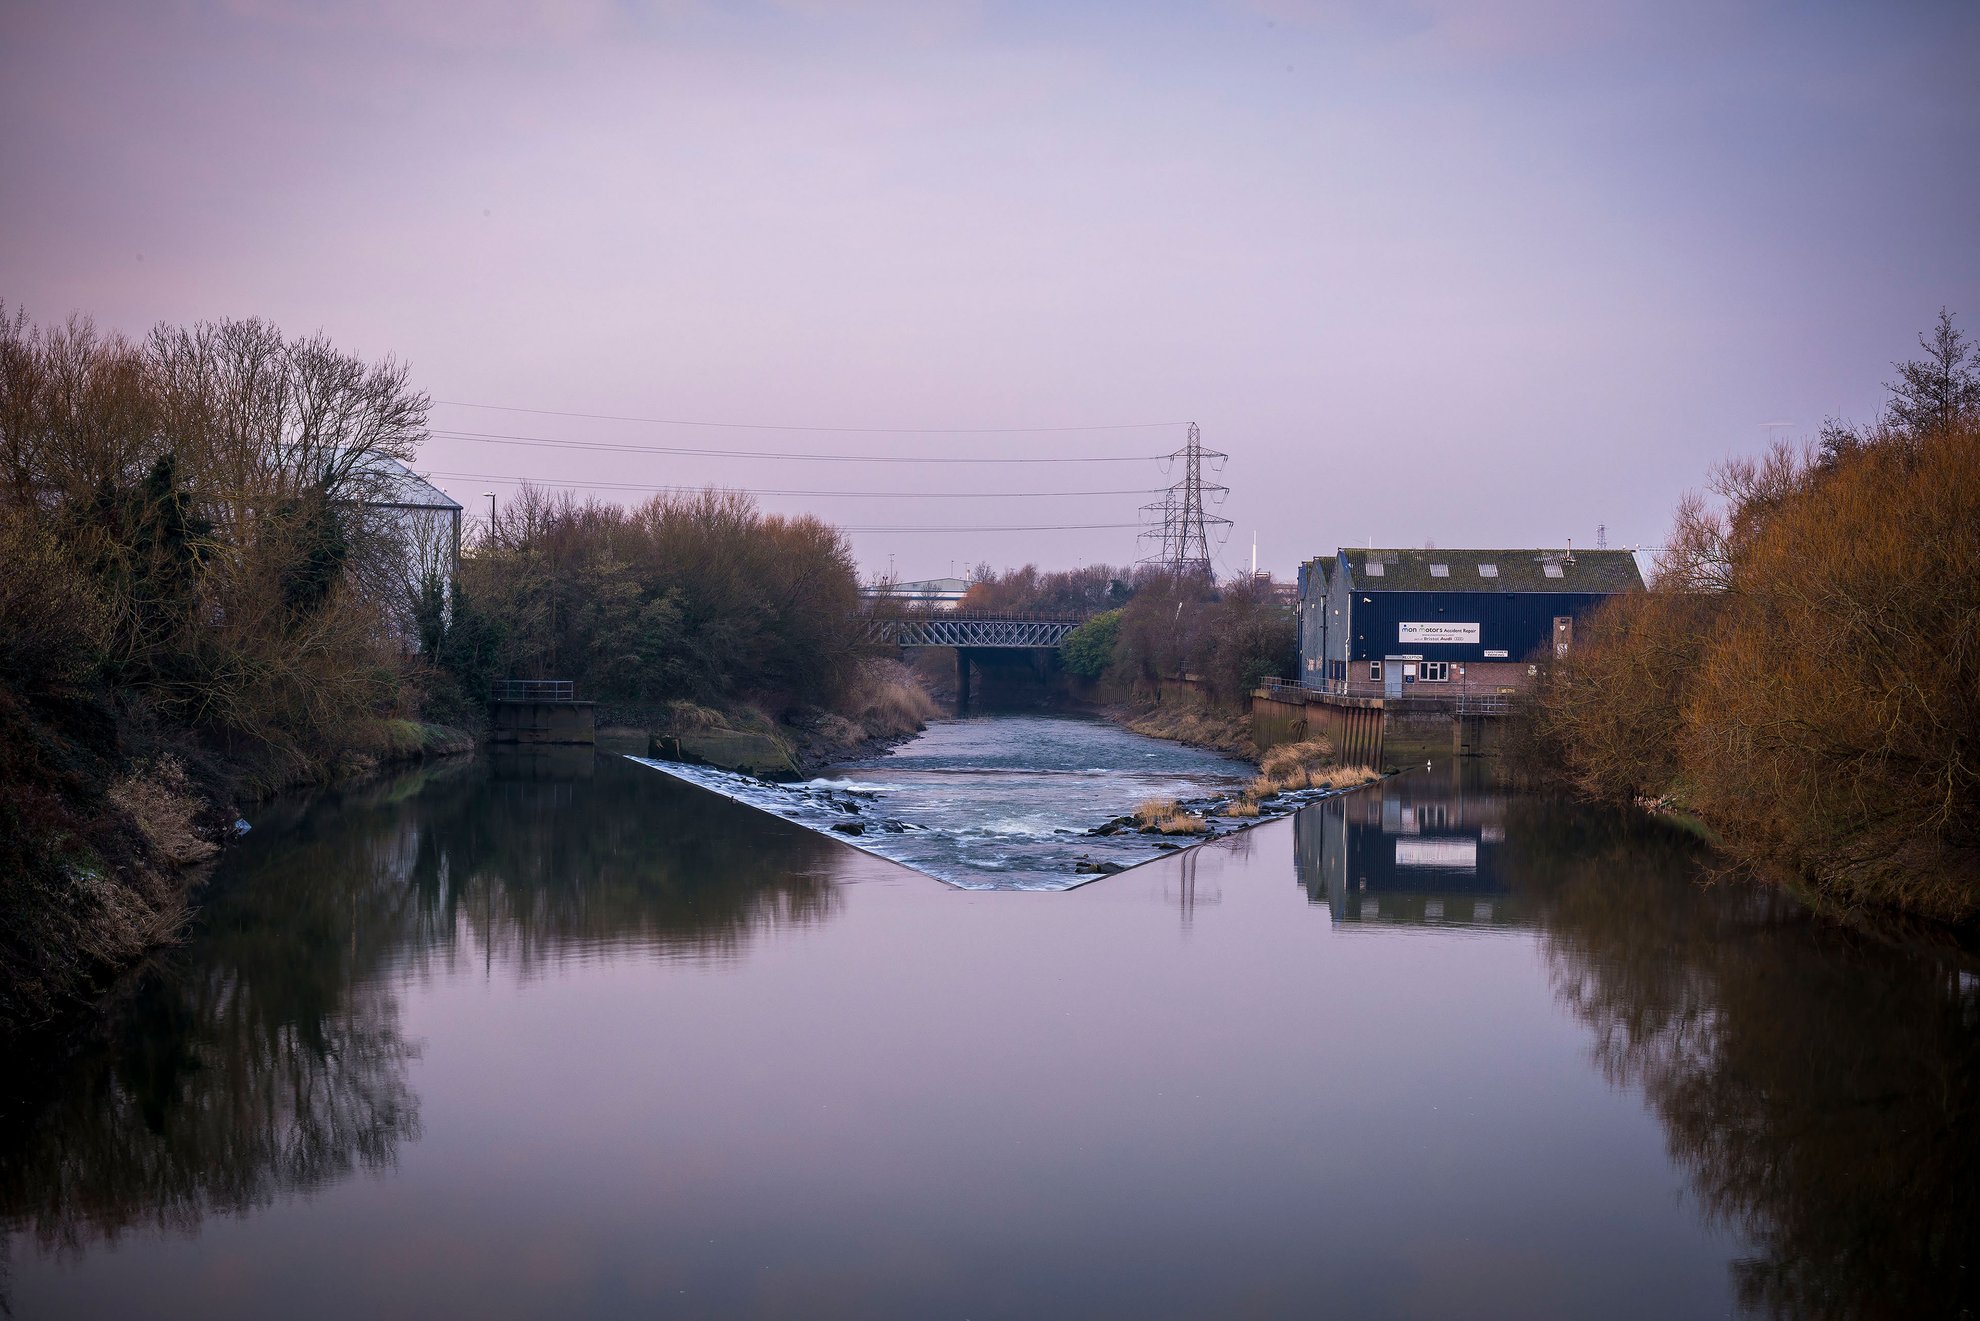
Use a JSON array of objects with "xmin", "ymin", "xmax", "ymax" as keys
[
  {"xmin": 0, "ymin": 513, "xmax": 107, "ymax": 698},
  {"xmin": 841, "ymin": 659, "xmax": 941, "ymax": 739},
  {"xmin": 106, "ymin": 754, "xmax": 214, "ymax": 865},
  {"xmin": 1525, "ymin": 322, "xmax": 1980, "ymax": 921},
  {"xmin": 1061, "ymin": 609, "xmax": 1121, "ymax": 679},
  {"xmin": 1679, "ymin": 421, "xmax": 1980, "ymax": 919},
  {"xmin": 1105, "ymin": 572, "xmax": 1294, "ymax": 702},
  {"xmin": 1525, "ymin": 588, "xmax": 1721, "ymax": 803},
  {"xmin": 458, "ymin": 486, "xmax": 862, "ymax": 715}
]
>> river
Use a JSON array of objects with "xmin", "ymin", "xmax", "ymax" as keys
[
  {"xmin": 2, "ymin": 714, "xmax": 1975, "ymax": 1319},
  {"xmin": 629, "ymin": 714, "xmax": 1259, "ymax": 888}
]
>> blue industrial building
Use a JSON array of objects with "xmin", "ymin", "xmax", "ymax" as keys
[{"xmin": 1296, "ymin": 547, "xmax": 1644, "ymax": 697}]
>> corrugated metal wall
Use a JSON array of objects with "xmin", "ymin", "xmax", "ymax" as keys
[{"xmin": 1343, "ymin": 590, "xmax": 1615, "ymax": 661}]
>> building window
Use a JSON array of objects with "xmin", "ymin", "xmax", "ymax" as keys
[
  {"xmin": 1419, "ymin": 661, "xmax": 1449, "ymax": 682},
  {"xmin": 1368, "ymin": 661, "xmax": 1381, "ymax": 681},
  {"xmin": 1478, "ymin": 563, "xmax": 1498, "ymax": 578},
  {"xmin": 1543, "ymin": 562, "xmax": 1564, "ymax": 578},
  {"xmin": 1364, "ymin": 561, "xmax": 1384, "ymax": 577},
  {"xmin": 1429, "ymin": 563, "xmax": 1448, "ymax": 578}
]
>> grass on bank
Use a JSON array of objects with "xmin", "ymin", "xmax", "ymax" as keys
[{"xmin": 1134, "ymin": 798, "xmax": 1210, "ymax": 835}]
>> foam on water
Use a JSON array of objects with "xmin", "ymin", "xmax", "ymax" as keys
[{"xmin": 625, "ymin": 713, "xmax": 1268, "ymax": 890}]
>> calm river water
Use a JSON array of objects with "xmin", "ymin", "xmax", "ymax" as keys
[{"xmin": 3, "ymin": 715, "xmax": 1976, "ymax": 1319}]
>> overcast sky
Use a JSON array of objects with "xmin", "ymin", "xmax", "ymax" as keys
[{"xmin": 4, "ymin": 0, "xmax": 1976, "ymax": 580}]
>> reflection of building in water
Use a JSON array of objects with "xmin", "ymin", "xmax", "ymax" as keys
[{"xmin": 1294, "ymin": 770, "xmax": 1522, "ymax": 929}]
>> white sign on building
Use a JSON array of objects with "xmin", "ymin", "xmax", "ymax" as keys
[
  {"xmin": 1398, "ymin": 621, "xmax": 1481, "ymax": 645},
  {"xmin": 1394, "ymin": 838, "xmax": 1479, "ymax": 870}
]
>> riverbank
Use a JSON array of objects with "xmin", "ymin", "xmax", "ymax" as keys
[
  {"xmin": 1107, "ymin": 695, "xmax": 1258, "ymax": 763},
  {"xmin": 603, "ymin": 658, "xmax": 943, "ymax": 780},
  {"xmin": 0, "ymin": 704, "xmax": 474, "ymax": 1038}
]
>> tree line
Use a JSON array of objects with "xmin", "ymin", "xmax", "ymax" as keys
[
  {"xmin": 956, "ymin": 562, "xmax": 1296, "ymax": 704},
  {"xmin": 0, "ymin": 300, "xmax": 880, "ymax": 1030},
  {"xmin": 1524, "ymin": 310, "xmax": 1980, "ymax": 922},
  {"xmin": 430, "ymin": 482, "xmax": 863, "ymax": 721}
]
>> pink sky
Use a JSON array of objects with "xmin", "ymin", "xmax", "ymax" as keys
[{"xmin": 4, "ymin": 0, "xmax": 1975, "ymax": 578}]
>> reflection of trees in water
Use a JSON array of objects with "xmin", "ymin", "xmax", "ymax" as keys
[
  {"xmin": 1507, "ymin": 802, "xmax": 1980, "ymax": 1319},
  {"xmin": 0, "ymin": 953, "xmax": 420, "ymax": 1260},
  {"xmin": 396, "ymin": 755, "xmax": 841, "ymax": 973},
  {"xmin": 0, "ymin": 754, "xmax": 839, "ymax": 1265}
]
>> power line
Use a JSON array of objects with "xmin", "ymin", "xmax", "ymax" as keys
[
  {"xmin": 426, "ymin": 470, "xmax": 1165, "ymax": 498},
  {"xmin": 837, "ymin": 522, "xmax": 1146, "ymax": 533},
  {"xmin": 434, "ymin": 399, "xmax": 1185, "ymax": 435},
  {"xmin": 428, "ymin": 428, "xmax": 1165, "ymax": 464}
]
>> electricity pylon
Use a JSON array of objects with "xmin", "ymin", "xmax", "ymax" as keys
[{"xmin": 1138, "ymin": 423, "xmax": 1230, "ymax": 580}]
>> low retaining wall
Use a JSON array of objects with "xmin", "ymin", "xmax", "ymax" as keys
[
  {"xmin": 1250, "ymin": 690, "xmax": 1386, "ymax": 768},
  {"xmin": 1156, "ymin": 674, "xmax": 1210, "ymax": 705},
  {"xmin": 489, "ymin": 700, "xmax": 597, "ymax": 745},
  {"xmin": 1252, "ymin": 686, "xmax": 1521, "ymax": 766}
]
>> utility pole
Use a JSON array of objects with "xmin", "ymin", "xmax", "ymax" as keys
[{"xmin": 1138, "ymin": 422, "xmax": 1230, "ymax": 581}]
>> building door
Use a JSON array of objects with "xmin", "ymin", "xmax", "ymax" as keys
[{"xmin": 1383, "ymin": 661, "xmax": 1404, "ymax": 698}]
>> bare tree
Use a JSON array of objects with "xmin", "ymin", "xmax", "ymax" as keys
[{"xmin": 1884, "ymin": 307, "xmax": 1980, "ymax": 439}]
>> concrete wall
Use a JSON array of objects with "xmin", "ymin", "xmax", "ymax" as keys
[
  {"xmin": 1250, "ymin": 690, "xmax": 1387, "ymax": 768},
  {"xmin": 1251, "ymin": 691, "xmax": 1309, "ymax": 750},
  {"xmin": 1382, "ymin": 711, "xmax": 1453, "ymax": 764},
  {"xmin": 1155, "ymin": 674, "xmax": 1210, "ymax": 705},
  {"xmin": 489, "ymin": 700, "xmax": 597, "ymax": 745}
]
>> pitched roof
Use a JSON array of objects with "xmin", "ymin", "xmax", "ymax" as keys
[
  {"xmin": 369, "ymin": 458, "xmax": 463, "ymax": 512},
  {"xmin": 1340, "ymin": 548, "xmax": 1644, "ymax": 594},
  {"xmin": 1299, "ymin": 555, "xmax": 1337, "ymax": 596}
]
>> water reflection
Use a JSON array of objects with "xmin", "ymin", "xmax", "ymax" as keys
[
  {"xmin": 5, "ymin": 751, "xmax": 1977, "ymax": 1319},
  {"xmin": 1300, "ymin": 770, "xmax": 1980, "ymax": 1316},
  {"xmin": 1293, "ymin": 765, "xmax": 1521, "ymax": 929},
  {"xmin": 0, "ymin": 753, "xmax": 840, "ymax": 1266},
  {"xmin": 1508, "ymin": 800, "xmax": 1980, "ymax": 1320}
]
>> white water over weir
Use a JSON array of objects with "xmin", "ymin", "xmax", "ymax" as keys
[{"xmin": 628, "ymin": 714, "xmax": 1353, "ymax": 890}]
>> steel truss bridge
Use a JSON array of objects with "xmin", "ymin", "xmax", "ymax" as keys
[{"xmin": 857, "ymin": 611, "xmax": 1090, "ymax": 649}]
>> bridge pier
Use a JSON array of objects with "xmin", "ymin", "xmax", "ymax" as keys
[{"xmin": 957, "ymin": 649, "xmax": 973, "ymax": 711}]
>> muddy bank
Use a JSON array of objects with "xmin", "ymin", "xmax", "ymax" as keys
[
  {"xmin": 601, "ymin": 659, "xmax": 943, "ymax": 781},
  {"xmin": 0, "ymin": 713, "xmax": 474, "ymax": 1039},
  {"xmin": 1106, "ymin": 698, "xmax": 1258, "ymax": 763}
]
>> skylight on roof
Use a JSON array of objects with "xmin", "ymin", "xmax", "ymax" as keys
[
  {"xmin": 1478, "ymin": 564, "xmax": 1498, "ymax": 578},
  {"xmin": 1543, "ymin": 562, "xmax": 1565, "ymax": 578},
  {"xmin": 1364, "ymin": 561, "xmax": 1385, "ymax": 577},
  {"xmin": 1429, "ymin": 564, "xmax": 1449, "ymax": 578}
]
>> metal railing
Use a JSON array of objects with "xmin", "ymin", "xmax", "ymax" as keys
[
  {"xmin": 1381, "ymin": 691, "xmax": 1521, "ymax": 716},
  {"xmin": 1257, "ymin": 676, "xmax": 1518, "ymax": 716},
  {"xmin": 491, "ymin": 679, "xmax": 575, "ymax": 702},
  {"xmin": 856, "ymin": 605, "xmax": 1091, "ymax": 618}
]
